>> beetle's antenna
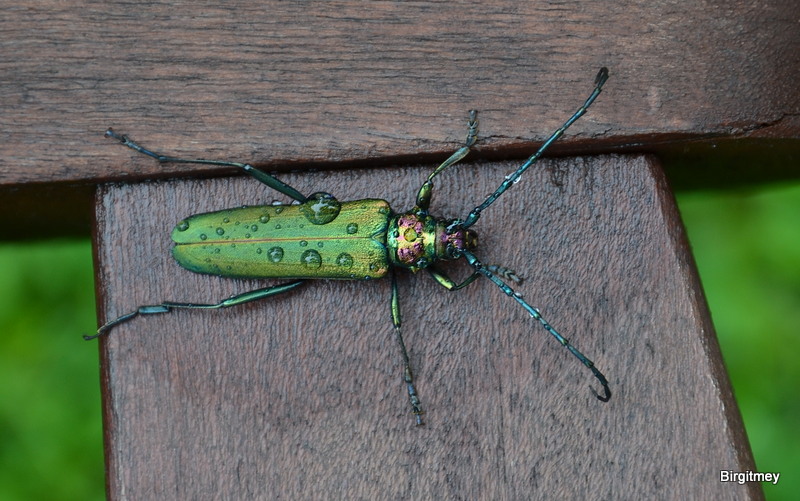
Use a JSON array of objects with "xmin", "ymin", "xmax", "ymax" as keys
[
  {"xmin": 461, "ymin": 249, "xmax": 611, "ymax": 402},
  {"xmin": 462, "ymin": 67, "xmax": 608, "ymax": 229}
]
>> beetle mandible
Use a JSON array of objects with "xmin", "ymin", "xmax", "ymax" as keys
[{"xmin": 89, "ymin": 67, "xmax": 611, "ymax": 425}]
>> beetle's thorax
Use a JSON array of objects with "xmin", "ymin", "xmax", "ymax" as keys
[{"xmin": 387, "ymin": 211, "xmax": 477, "ymax": 271}]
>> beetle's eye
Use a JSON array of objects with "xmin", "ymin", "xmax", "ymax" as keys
[{"xmin": 465, "ymin": 230, "xmax": 478, "ymax": 249}]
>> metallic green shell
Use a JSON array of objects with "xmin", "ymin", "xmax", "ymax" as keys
[{"xmin": 171, "ymin": 199, "xmax": 391, "ymax": 279}]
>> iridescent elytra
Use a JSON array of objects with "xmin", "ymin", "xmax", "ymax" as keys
[{"xmin": 89, "ymin": 67, "xmax": 612, "ymax": 426}]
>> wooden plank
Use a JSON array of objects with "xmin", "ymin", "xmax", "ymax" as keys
[
  {"xmin": 94, "ymin": 155, "xmax": 762, "ymax": 499},
  {"xmin": 2, "ymin": 0, "xmax": 798, "ymax": 188}
]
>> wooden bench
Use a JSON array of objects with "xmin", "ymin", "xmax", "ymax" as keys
[{"xmin": 6, "ymin": 1, "xmax": 797, "ymax": 498}]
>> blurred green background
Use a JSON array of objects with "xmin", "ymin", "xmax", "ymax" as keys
[{"xmin": 0, "ymin": 179, "xmax": 797, "ymax": 500}]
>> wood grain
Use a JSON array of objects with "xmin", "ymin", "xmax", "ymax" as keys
[
  {"xmin": 95, "ymin": 155, "xmax": 761, "ymax": 499},
  {"xmin": 2, "ymin": 0, "xmax": 798, "ymax": 187}
]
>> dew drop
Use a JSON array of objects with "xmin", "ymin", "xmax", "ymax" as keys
[
  {"xmin": 259, "ymin": 214, "xmax": 270, "ymax": 224},
  {"xmin": 317, "ymin": 241, "xmax": 324, "ymax": 248},
  {"xmin": 216, "ymin": 227, "xmax": 225, "ymax": 236},
  {"xmin": 251, "ymin": 224, "xmax": 258, "ymax": 232},
  {"xmin": 222, "ymin": 217, "xmax": 230, "ymax": 223},
  {"xmin": 256, "ymin": 248, "xmax": 263, "ymax": 254},
  {"xmin": 300, "ymin": 192, "xmax": 341, "ymax": 225},
  {"xmin": 336, "ymin": 253, "xmax": 354, "ymax": 268},
  {"xmin": 299, "ymin": 240, "xmax": 308, "ymax": 247},
  {"xmin": 346, "ymin": 223, "xmax": 359, "ymax": 234},
  {"xmin": 301, "ymin": 249, "xmax": 322, "ymax": 269},
  {"xmin": 268, "ymin": 247, "xmax": 284, "ymax": 263},
  {"xmin": 199, "ymin": 234, "xmax": 208, "ymax": 241},
  {"xmin": 176, "ymin": 220, "xmax": 190, "ymax": 232}
]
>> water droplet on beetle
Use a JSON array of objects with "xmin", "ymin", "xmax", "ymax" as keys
[
  {"xmin": 300, "ymin": 192, "xmax": 341, "ymax": 225},
  {"xmin": 336, "ymin": 253, "xmax": 354, "ymax": 268},
  {"xmin": 301, "ymin": 249, "xmax": 322, "ymax": 269},
  {"xmin": 268, "ymin": 247, "xmax": 284, "ymax": 262}
]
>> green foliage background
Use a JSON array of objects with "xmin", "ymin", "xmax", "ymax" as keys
[
  {"xmin": 0, "ymin": 181, "xmax": 797, "ymax": 500},
  {"xmin": 0, "ymin": 241, "xmax": 103, "ymax": 500},
  {"xmin": 676, "ymin": 182, "xmax": 800, "ymax": 501}
]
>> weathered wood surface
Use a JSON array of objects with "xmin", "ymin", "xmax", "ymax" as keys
[
  {"xmin": 2, "ymin": 1, "xmax": 799, "ymax": 238},
  {"xmin": 95, "ymin": 155, "xmax": 761, "ymax": 499}
]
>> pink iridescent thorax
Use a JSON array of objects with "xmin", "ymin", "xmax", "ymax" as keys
[{"xmin": 389, "ymin": 213, "xmax": 477, "ymax": 270}]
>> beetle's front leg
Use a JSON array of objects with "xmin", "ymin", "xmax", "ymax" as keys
[
  {"xmin": 427, "ymin": 266, "xmax": 481, "ymax": 291},
  {"xmin": 415, "ymin": 110, "xmax": 479, "ymax": 211},
  {"xmin": 390, "ymin": 271, "xmax": 424, "ymax": 425}
]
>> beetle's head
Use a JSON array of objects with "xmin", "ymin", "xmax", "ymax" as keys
[{"xmin": 440, "ymin": 220, "xmax": 478, "ymax": 259}]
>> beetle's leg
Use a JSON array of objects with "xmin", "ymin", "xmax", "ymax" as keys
[
  {"xmin": 415, "ymin": 110, "xmax": 479, "ymax": 211},
  {"xmin": 461, "ymin": 249, "xmax": 611, "ymax": 402},
  {"xmin": 104, "ymin": 129, "xmax": 307, "ymax": 202},
  {"xmin": 85, "ymin": 280, "xmax": 306, "ymax": 340},
  {"xmin": 462, "ymin": 67, "xmax": 609, "ymax": 228},
  {"xmin": 429, "ymin": 264, "xmax": 522, "ymax": 290},
  {"xmin": 390, "ymin": 270, "xmax": 424, "ymax": 425},
  {"xmin": 427, "ymin": 266, "xmax": 481, "ymax": 291},
  {"xmin": 485, "ymin": 265, "xmax": 523, "ymax": 284}
]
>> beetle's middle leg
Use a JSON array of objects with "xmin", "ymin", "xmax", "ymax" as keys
[
  {"xmin": 390, "ymin": 271, "xmax": 425, "ymax": 425},
  {"xmin": 104, "ymin": 129, "xmax": 307, "ymax": 202},
  {"xmin": 415, "ymin": 110, "xmax": 479, "ymax": 211},
  {"xmin": 85, "ymin": 279, "xmax": 307, "ymax": 340}
]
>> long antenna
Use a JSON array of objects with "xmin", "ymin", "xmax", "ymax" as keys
[
  {"xmin": 462, "ymin": 67, "xmax": 608, "ymax": 229},
  {"xmin": 462, "ymin": 250, "xmax": 611, "ymax": 401}
]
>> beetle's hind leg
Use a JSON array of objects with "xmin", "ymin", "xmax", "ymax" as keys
[
  {"xmin": 104, "ymin": 129, "xmax": 307, "ymax": 202},
  {"xmin": 85, "ymin": 280, "xmax": 307, "ymax": 340}
]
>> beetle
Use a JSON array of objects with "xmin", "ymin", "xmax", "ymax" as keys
[{"xmin": 89, "ymin": 67, "xmax": 611, "ymax": 425}]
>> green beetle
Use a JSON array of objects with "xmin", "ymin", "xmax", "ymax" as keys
[
  {"xmin": 90, "ymin": 68, "xmax": 611, "ymax": 425},
  {"xmin": 172, "ymin": 197, "xmax": 394, "ymax": 280}
]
